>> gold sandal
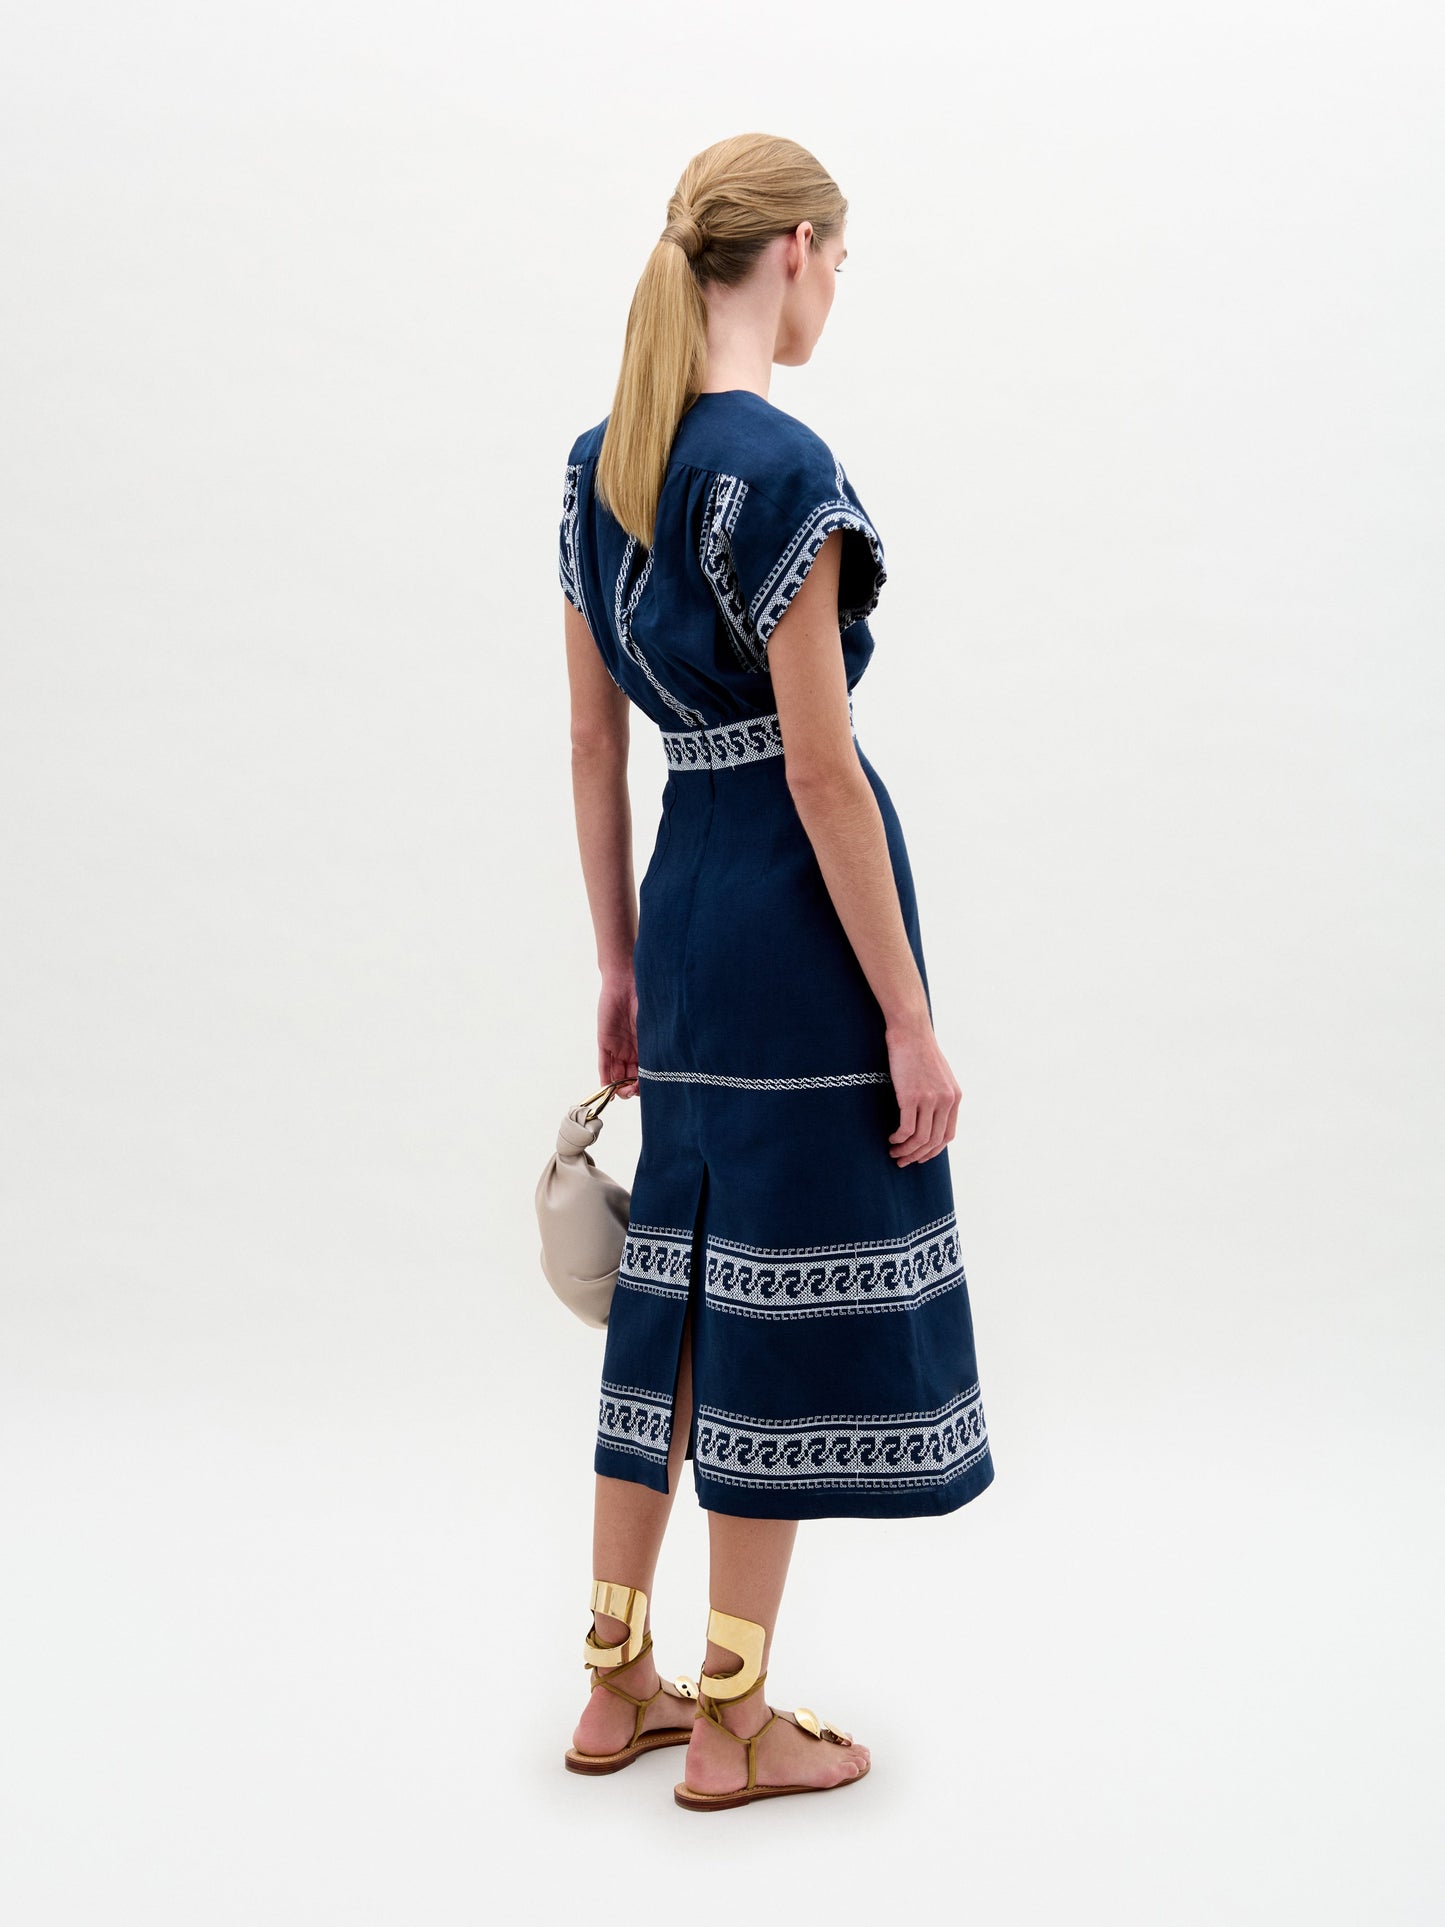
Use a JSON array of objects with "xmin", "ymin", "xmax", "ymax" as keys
[
  {"xmin": 672, "ymin": 1607, "xmax": 868, "ymax": 1811},
  {"xmin": 563, "ymin": 1580, "xmax": 701, "ymax": 1776}
]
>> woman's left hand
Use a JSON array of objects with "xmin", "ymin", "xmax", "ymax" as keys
[{"xmin": 598, "ymin": 969, "xmax": 640, "ymax": 1097}]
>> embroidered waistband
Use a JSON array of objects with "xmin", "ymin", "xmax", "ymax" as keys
[{"xmin": 660, "ymin": 695, "xmax": 856, "ymax": 772}]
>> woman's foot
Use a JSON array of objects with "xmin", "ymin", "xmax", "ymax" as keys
[
  {"xmin": 572, "ymin": 1639, "xmax": 699, "ymax": 1759},
  {"xmin": 682, "ymin": 1688, "xmax": 870, "ymax": 1796}
]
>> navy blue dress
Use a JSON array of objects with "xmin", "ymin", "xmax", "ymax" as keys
[{"xmin": 559, "ymin": 388, "xmax": 996, "ymax": 1521}]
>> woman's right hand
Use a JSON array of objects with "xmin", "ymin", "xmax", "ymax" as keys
[
  {"xmin": 598, "ymin": 968, "xmax": 640, "ymax": 1099},
  {"xmin": 884, "ymin": 1017, "xmax": 961, "ymax": 1166}
]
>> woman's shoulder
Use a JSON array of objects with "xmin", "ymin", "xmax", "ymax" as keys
[
  {"xmin": 566, "ymin": 392, "xmax": 843, "ymax": 492},
  {"xmin": 565, "ymin": 416, "xmax": 607, "ymax": 466},
  {"xmin": 669, "ymin": 391, "xmax": 847, "ymax": 515},
  {"xmin": 562, "ymin": 394, "xmax": 865, "ymax": 556}
]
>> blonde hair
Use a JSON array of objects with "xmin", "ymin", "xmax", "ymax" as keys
[{"xmin": 595, "ymin": 133, "xmax": 848, "ymax": 550}]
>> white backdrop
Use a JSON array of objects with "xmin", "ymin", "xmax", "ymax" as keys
[{"xmin": 2, "ymin": 3, "xmax": 1441, "ymax": 1921}]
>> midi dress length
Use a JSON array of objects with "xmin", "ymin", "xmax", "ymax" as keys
[{"xmin": 559, "ymin": 388, "xmax": 996, "ymax": 1521}]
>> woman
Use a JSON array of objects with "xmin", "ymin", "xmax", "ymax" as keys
[{"xmin": 558, "ymin": 133, "xmax": 996, "ymax": 1810}]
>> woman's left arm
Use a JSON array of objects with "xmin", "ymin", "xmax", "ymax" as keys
[{"xmin": 564, "ymin": 594, "xmax": 640, "ymax": 1098}]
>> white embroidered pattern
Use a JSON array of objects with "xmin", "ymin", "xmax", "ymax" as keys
[
  {"xmin": 699, "ymin": 472, "xmax": 764, "ymax": 672},
  {"xmin": 752, "ymin": 461, "xmax": 887, "ymax": 652},
  {"xmin": 561, "ymin": 460, "xmax": 631, "ymax": 696},
  {"xmin": 598, "ymin": 1378, "xmax": 673, "ymax": 1463},
  {"xmin": 703, "ymin": 1210, "xmax": 965, "ymax": 1318},
  {"xmin": 659, "ymin": 694, "xmax": 855, "ymax": 772},
  {"xmin": 615, "ymin": 1223, "xmax": 693, "ymax": 1301},
  {"xmin": 610, "ymin": 533, "xmax": 703, "ymax": 725},
  {"xmin": 636, "ymin": 1067, "xmax": 892, "ymax": 1090},
  {"xmin": 559, "ymin": 463, "xmax": 587, "ymax": 620},
  {"xmin": 694, "ymin": 1383, "xmax": 990, "ymax": 1491}
]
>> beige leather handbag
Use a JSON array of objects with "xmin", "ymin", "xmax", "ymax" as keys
[{"xmin": 534, "ymin": 1081, "xmax": 632, "ymax": 1328}]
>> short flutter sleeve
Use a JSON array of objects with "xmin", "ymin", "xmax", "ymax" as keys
[{"xmin": 702, "ymin": 446, "xmax": 887, "ymax": 672}]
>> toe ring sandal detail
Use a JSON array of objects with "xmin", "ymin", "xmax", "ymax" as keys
[
  {"xmin": 564, "ymin": 1579, "xmax": 699, "ymax": 1775},
  {"xmin": 673, "ymin": 1606, "xmax": 867, "ymax": 1811}
]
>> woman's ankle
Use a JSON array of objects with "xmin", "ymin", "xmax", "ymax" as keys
[
  {"xmin": 592, "ymin": 1610, "xmax": 638, "ymax": 1651},
  {"xmin": 706, "ymin": 1696, "xmax": 770, "ymax": 1740},
  {"xmin": 698, "ymin": 1637, "xmax": 772, "ymax": 1734}
]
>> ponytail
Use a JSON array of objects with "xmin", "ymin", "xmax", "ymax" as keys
[{"xmin": 595, "ymin": 134, "xmax": 848, "ymax": 551}]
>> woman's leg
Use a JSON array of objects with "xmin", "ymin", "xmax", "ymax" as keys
[
  {"xmin": 572, "ymin": 1308, "xmax": 699, "ymax": 1753},
  {"xmin": 680, "ymin": 1507, "xmax": 870, "ymax": 1794},
  {"xmin": 702, "ymin": 1512, "xmax": 799, "ymax": 1676}
]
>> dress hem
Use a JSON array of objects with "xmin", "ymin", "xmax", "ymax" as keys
[{"xmin": 595, "ymin": 1442, "xmax": 996, "ymax": 1522}]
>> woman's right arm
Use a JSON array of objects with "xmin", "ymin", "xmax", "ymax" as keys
[
  {"xmin": 564, "ymin": 593, "xmax": 641, "ymax": 1098},
  {"xmin": 768, "ymin": 532, "xmax": 961, "ymax": 1167}
]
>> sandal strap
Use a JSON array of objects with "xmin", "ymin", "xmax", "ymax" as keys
[
  {"xmin": 695, "ymin": 1679, "xmax": 853, "ymax": 1787},
  {"xmin": 699, "ymin": 1607, "xmax": 766, "ymax": 1700},
  {"xmin": 585, "ymin": 1628, "xmax": 665, "ymax": 1750},
  {"xmin": 583, "ymin": 1579, "xmax": 648, "ymax": 1667},
  {"xmin": 585, "ymin": 1628, "xmax": 656, "ymax": 1701},
  {"xmin": 694, "ymin": 1609, "xmax": 770, "ymax": 1793},
  {"xmin": 697, "ymin": 1669, "xmax": 768, "ymax": 1720},
  {"xmin": 580, "ymin": 1580, "xmax": 700, "ymax": 1754},
  {"xmin": 701, "ymin": 1672, "xmax": 782, "ymax": 1788},
  {"xmin": 696, "ymin": 1671, "xmax": 778, "ymax": 1791}
]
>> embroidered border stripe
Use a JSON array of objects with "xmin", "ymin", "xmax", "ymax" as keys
[
  {"xmin": 693, "ymin": 1383, "xmax": 989, "ymax": 1491},
  {"xmin": 753, "ymin": 498, "xmax": 887, "ymax": 649},
  {"xmin": 703, "ymin": 1210, "xmax": 965, "ymax": 1318},
  {"xmin": 598, "ymin": 1379, "xmax": 673, "ymax": 1462},
  {"xmin": 636, "ymin": 1067, "xmax": 891, "ymax": 1089},
  {"xmin": 614, "ymin": 1224, "xmax": 693, "ymax": 1301},
  {"xmin": 699, "ymin": 472, "xmax": 759, "ymax": 671},
  {"xmin": 660, "ymin": 695, "xmax": 855, "ymax": 773}
]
